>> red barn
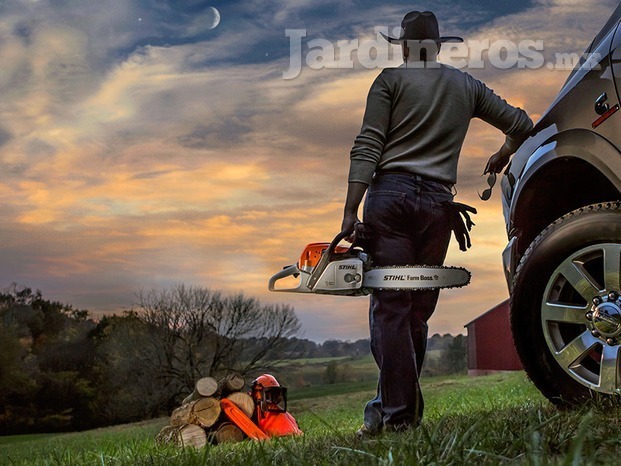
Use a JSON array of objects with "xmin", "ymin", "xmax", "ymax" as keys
[{"xmin": 465, "ymin": 299, "xmax": 523, "ymax": 376}]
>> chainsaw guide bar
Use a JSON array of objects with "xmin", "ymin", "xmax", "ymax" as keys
[{"xmin": 363, "ymin": 265, "xmax": 471, "ymax": 291}]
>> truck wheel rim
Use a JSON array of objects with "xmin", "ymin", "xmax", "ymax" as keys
[{"xmin": 541, "ymin": 243, "xmax": 621, "ymax": 394}]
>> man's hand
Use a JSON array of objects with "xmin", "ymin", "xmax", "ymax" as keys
[
  {"xmin": 484, "ymin": 148, "xmax": 511, "ymax": 174},
  {"xmin": 341, "ymin": 213, "xmax": 359, "ymax": 243},
  {"xmin": 485, "ymin": 134, "xmax": 527, "ymax": 174}
]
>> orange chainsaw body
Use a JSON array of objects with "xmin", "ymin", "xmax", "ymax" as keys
[
  {"xmin": 220, "ymin": 398, "xmax": 268, "ymax": 440},
  {"xmin": 298, "ymin": 242, "xmax": 349, "ymax": 270}
]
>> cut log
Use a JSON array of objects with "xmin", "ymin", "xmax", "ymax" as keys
[
  {"xmin": 218, "ymin": 372, "xmax": 245, "ymax": 397},
  {"xmin": 192, "ymin": 396, "xmax": 221, "ymax": 428},
  {"xmin": 155, "ymin": 425, "xmax": 177, "ymax": 445},
  {"xmin": 214, "ymin": 422, "xmax": 245, "ymax": 444},
  {"xmin": 182, "ymin": 376, "xmax": 219, "ymax": 404},
  {"xmin": 155, "ymin": 423, "xmax": 207, "ymax": 449},
  {"xmin": 224, "ymin": 391, "xmax": 255, "ymax": 419},
  {"xmin": 178, "ymin": 424, "xmax": 207, "ymax": 449},
  {"xmin": 196, "ymin": 377, "xmax": 219, "ymax": 396},
  {"xmin": 170, "ymin": 401, "xmax": 196, "ymax": 427}
]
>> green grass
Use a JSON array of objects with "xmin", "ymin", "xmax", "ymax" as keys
[
  {"xmin": 0, "ymin": 433, "xmax": 63, "ymax": 446},
  {"xmin": 274, "ymin": 355, "xmax": 355, "ymax": 366},
  {"xmin": 288, "ymin": 379, "xmax": 377, "ymax": 401},
  {"xmin": 274, "ymin": 354, "xmax": 379, "ymax": 389},
  {"xmin": 4, "ymin": 372, "xmax": 621, "ymax": 465}
]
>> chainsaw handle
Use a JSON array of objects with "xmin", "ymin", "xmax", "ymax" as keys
[
  {"xmin": 306, "ymin": 229, "xmax": 354, "ymax": 290},
  {"xmin": 333, "ymin": 228, "xmax": 355, "ymax": 247},
  {"xmin": 268, "ymin": 265, "xmax": 310, "ymax": 293}
]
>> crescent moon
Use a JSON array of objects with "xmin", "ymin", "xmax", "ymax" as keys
[{"xmin": 206, "ymin": 6, "xmax": 221, "ymax": 30}]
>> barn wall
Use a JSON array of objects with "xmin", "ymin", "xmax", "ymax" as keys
[{"xmin": 466, "ymin": 299, "xmax": 523, "ymax": 374}]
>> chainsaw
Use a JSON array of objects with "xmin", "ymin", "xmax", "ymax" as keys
[{"xmin": 268, "ymin": 230, "xmax": 471, "ymax": 296}]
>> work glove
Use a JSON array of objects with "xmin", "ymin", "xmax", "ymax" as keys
[{"xmin": 442, "ymin": 201, "xmax": 477, "ymax": 251}]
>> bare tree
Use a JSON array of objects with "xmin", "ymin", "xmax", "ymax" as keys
[{"xmin": 129, "ymin": 284, "xmax": 301, "ymax": 398}]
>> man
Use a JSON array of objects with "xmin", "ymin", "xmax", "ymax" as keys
[{"xmin": 341, "ymin": 11, "xmax": 533, "ymax": 436}]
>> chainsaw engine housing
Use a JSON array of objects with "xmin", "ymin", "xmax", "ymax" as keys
[{"xmin": 268, "ymin": 241, "xmax": 370, "ymax": 296}]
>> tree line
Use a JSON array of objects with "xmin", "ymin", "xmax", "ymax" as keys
[
  {"xmin": 0, "ymin": 284, "xmax": 301, "ymax": 434},
  {"xmin": 0, "ymin": 283, "xmax": 467, "ymax": 435}
]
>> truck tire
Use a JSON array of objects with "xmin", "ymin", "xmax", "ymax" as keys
[{"xmin": 511, "ymin": 201, "xmax": 621, "ymax": 405}]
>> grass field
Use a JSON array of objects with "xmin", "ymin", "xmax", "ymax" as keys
[{"xmin": 3, "ymin": 371, "xmax": 621, "ymax": 465}]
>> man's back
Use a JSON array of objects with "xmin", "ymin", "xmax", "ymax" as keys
[{"xmin": 349, "ymin": 64, "xmax": 532, "ymax": 185}]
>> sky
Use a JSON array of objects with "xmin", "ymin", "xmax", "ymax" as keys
[{"xmin": 1, "ymin": 0, "xmax": 619, "ymax": 342}]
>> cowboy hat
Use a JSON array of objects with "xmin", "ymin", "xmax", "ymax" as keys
[{"xmin": 380, "ymin": 11, "xmax": 463, "ymax": 44}]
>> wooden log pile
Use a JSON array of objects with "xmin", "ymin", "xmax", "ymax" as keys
[{"xmin": 156, "ymin": 372, "xmax": 256, "ymax": 448}]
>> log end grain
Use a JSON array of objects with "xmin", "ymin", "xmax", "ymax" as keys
[
  {"xmin": 195, "ymin": 377, "xmax": 219, "ymax": 397},
  {"xmin": 224, "ymin": 391, "xmax": 255, "ymax": 419},
  {"xmin": 179, "ymin": 424, "xmax": 207, "ymax": 449},
  {"xmin": 214, "ymin": 422, "xmax": 245, "ymax": 444},
  {"xmin": 192, "ymin": 396, "xmax": 222, "ymax": 428}
]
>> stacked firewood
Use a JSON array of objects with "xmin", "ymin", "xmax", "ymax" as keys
[{"xmin": 155, "ymin": 372, "xmax": 255, "ymax": 448}]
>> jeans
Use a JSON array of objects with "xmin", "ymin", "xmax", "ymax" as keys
[{"xmin": 362, "ymin": 172, "xmax": 453, "ymax": 429}]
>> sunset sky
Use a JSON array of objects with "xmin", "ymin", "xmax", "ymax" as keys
[{"xmin": 1, "ymin": 0, "xmax": 619, "ymax": 342}]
